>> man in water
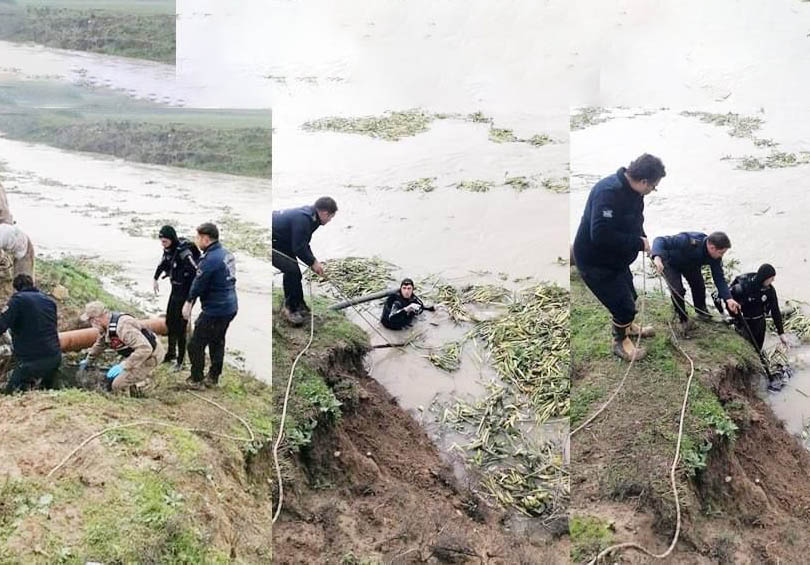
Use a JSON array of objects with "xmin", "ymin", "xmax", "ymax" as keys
[
  {"xmin": 573, "ymin": 154, "xmax": 666, "ymax": 361},
  {"xmin": 153, "ymin": 225, "xmax": 200, "ymax": 371},
  {"xmin": 272, "ymin": 196, "xmax": 337, "ymax": 326},
  {"xmin": 729, "ymin": 263, "xmax": 790, "ymax": 392},
  {"xmin": 381, "ymin": 278, "xmax": 425, "ymax": 330},
  {"xmin": 80, "ymin": 301, "xmax": 164, "ymax": 395},
  {"xmin": 651, "ymin": 231, "xmax": 741, "ymax": 333},
  {"xmin": 1, "ymin": 274, "xmax": 61, "ymax": 393},
  {"xmin": 183, "ymin": 223, "xmax": 238, "ymax": 388}
]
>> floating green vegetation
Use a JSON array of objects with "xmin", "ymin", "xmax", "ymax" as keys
[
  {"xmin": 541, "ymin": 177, "xmax": 570, "ymax": 193},
  {"xmin": 428, "ymin": 341, "xmax": 463, "ymax": 372},
  {"xmin": 504, "ymin": 175, "xmax": 532, "ymax": 192},
  {"xmin": 444, "ymin": 382, "xmax": 568, "ymax": 517},
  {"xmin": 310, "ymin": 256, "xmax": 396, "ymax": 299},
  {"xmin": 489, "ymin": 128, "xmax": 554, "ymax": 147},
  {"xmin": 474, "ymin": 285, "xmax": 570, "ymax": 421},
  {"xmin": 488, "ymin": 128, "xmax": 520, "ymax": 143},
  {"xmin": 680, "ymin": 111, "xmax": 764, "ymax": 138},
  {"xmin": 736, "ymin": 151, "xmax": 810, "ymax": 171},
  {"xmin": 456, "ymin": 179, "xmax": 495, "ymax": 193},
  {"xmin": 570, "ymin": 107, "xmax": 612, "ymax": 131},
  {"xmin": 301, "ymin": 109, "xmax": 434, "ymax": 141},
  {"xmin": 402, "ymin": 177, "xmax": 437, "ymax": 193}
]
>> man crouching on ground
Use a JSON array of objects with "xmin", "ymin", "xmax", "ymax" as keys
[{"xmin": 79, "ymin": 301, "xmax": 164, "ymax": 395}]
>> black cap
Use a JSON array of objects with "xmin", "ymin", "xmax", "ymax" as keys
[
  {"xmin": 756, "ymin": 263, "xmax": 776, "ymax": 286},
  {"xmin": 400, "ymin": 278, "xmax": 414, "ymax": 288},
  {"xmin": 159, "ymin": 225, "xmax": 178, "ymax": 242}
]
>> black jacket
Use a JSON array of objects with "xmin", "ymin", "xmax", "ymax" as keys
[
  {"xmin": 651, "ymin": 232, "xmax": 731, "ymax": 299},
  {"xmin": 272, "ymin": 205, "xmax": 321, "ymax": 266},
  {"xmin": 0, "ymin": 288, "xmax": 60, "ymax": 362},
  {"xmin": 573, "ymin": 167, "xmax": 646, "ymax": 270},
  {"xmin": 730, "ymin": 273, "xmax": 784, "ymax": 334},
  {"xmin": 381, "ymin": 292, "xmax": 423, "ymax": 330},
  {"xmin": 154, "ymin": 238, "xmax": 200, "ymax": 298}
]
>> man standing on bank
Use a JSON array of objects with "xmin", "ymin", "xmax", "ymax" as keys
[
  {"xmin": 153, "ymin": 225, "xmax": 200, "ymax": 371},
  {"xmin": 272, "ymin": 196, "xmax": 337, "ymax": 326},
  {"xmin": 651, "ymin": 231, "xmax": 741, "ymax": 333},
  {"xmin": 573, "ymin": 154, "xmax": 665, "ymax": 362},
  {"xmin": 183, "ymin": 223, "xmax": 238, "ymax": 388}
]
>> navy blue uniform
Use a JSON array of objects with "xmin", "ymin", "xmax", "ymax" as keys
[
  {"xmin": 573, "ymin": 168, "xmax": 646, "ymax": 325},
  {"xmin": 651, "ymin": 232, "xmax": 730, "ymax": 321},
  {"xmin": 730, "ymin": 273, "xmax": 784, "ymax": 350},
  {"xmin": 272, "ymin": 205, "xmax": 321, "ymax": 312},
  {"xmin": 0, "ymin": 288, "xmax": 61, "ymax": 393},
  {"xmin": 187, "ymin": 241, "xmax": 238, "ymax": 383}
]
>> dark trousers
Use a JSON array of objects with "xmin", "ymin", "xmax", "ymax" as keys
[
  {"xmin": 272, "ymin": 247, "xmax": 305, "ymax": 312},
  {"xmin": 663, "ymin": 264, "xmax": 707, "ymax": 321},
  {"xmin": 735, "ymin": 315, "xmax": 766, "ymax": 351},
  {"xmin": 4, "ymin": 353, "xmax": 61, "ymax": 394},
  {"xmin": 579, "ymin": 264, "xmax": 637, "ymax": 325},
  {"xmin": 165, "ymin": 290, "xmax": 189, "ymax": 364},
  {"xmin": 188, "ymin": 312, "xmax": 236, "ymax": 383}
]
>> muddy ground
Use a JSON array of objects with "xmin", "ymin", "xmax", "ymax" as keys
[
  {"xmin": 570, "ymin": 271, "xmax": 810, "ymax": 564},
  {"xmin": 268, "ymin": 302, "xmax": 569, "ymax": 565}
]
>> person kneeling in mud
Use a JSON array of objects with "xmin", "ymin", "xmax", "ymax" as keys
[
  {"xmin": 79, "ymin": 301, "xmax": 164, "ymax": 395},
  {"xmin": 728, "ymin": 264, "xmax": 790, "ymax": 392},
  {"xmin": 381, "ymin": 278, "xmax": 425, "ymax": 330}
]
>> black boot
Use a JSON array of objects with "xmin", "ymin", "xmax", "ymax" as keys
[{"xmin": 163, "ymin": 336, "xmax": 176, "ymax": 363}]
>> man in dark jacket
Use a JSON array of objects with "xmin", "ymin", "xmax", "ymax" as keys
[
  {"xmin": 381, "ymin": 278, "xmax": 424, "ymax": 330},
  {"xmin": 651, "ymin": 231, "xmax": 741, "ymax": 332},
  {"xmin": 1, "ymin": 274, "xmax": 61, "ymax": 393},
  {"xmin": 153, "ymin": 225, "xmax": 200, "ymax": 370},
  {"xmin": 573, "ymin": 154, "xmax": 665, "ymax": 362},
  {"xmin": 183, "ymin": 223, "xmax": 238, "ymax": 387},
  {"xmin": 272, "ymin": 196, "xmax": 337, "ymax": 325},
  {"xmin": 729, "ymin": 264, "xmax": 789, "ymax": 391}
]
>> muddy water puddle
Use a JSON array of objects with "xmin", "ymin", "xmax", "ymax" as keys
[
  {"xmin": 766, "ymin": 343, "xmax": 810, "ymax": 450},
  {"xmin": 0, "ymin": 137, "xmax": 272, "ymax": 382}
]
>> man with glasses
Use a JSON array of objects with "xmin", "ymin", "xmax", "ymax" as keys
[
  {"xmin": 272, "ymin": 196, "xmax": 337, "ymax": 326},
  {"xmin": 573, "ymin": 154, "xmax": 666, "ymax": 361}
]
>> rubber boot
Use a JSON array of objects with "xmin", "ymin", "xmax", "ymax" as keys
[
  {"xmin": 678, "ymin": 317, "xmax": 697, "ymax": 335},
  {"xmin": 612, "ymin": 323, "xmax": 647, "ymax": 362},
  {"xmin": 627, "ymin": 322, "xmax": 655, "ymax": 338},
  {"xmin": 767, "ymin": 377, "xmax": 784, "ymax": 393},
  {"xmin": 282, "ymin": 306, "xmax": 305, "ymax": 327}
]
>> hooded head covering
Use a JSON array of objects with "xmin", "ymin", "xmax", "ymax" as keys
[
  {"xmin": 158, "ymin": 225, "xmax": 179, "ymax": 244},
  {"xmin": 755, "ymin": 263, "xmax": 776, "ymax": 286}
]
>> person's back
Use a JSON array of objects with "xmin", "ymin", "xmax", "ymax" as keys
[
  {"xmin": 1, "ymin": 275, "xmax": 62, "ymax": 393},
  {"xmin": 4, "ymin": 287, "xmax": 60, "ymax": 361},
  {"xmin": 193, "ymin": 241, "xmax": 238, "ymax": 317}
]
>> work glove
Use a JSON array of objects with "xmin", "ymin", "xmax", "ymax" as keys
[
  {"xmin": 106, "ymin": 364, "xmax": 123, "ymax": 380},
  {"xmin": 79, "ymin": 357, "xmax": 90, "ymax": 371},
  {"xmin": 406, "ymin": 303, "xmax": 420, "ymax": 313}
]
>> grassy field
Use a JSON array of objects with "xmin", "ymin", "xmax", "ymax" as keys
[
  {"xmin": 0, "ymin": 0, "xmax": 175, "ymax": 63},
  {"xmin": 0, "ymin": 81, "xmax": 272, "ymax": 178}
]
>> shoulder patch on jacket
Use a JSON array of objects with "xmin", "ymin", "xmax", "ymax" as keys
[{"xmin": 602, "ymin": 209, "xmax": 613, "ymax": 219}]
